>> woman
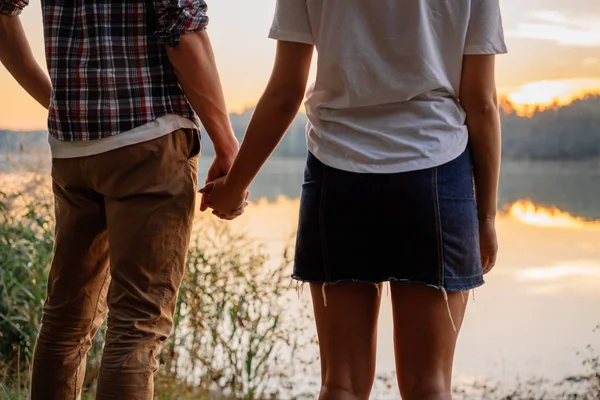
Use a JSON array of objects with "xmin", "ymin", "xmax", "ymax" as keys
[{"xmin": 201, "ymin": 0, "xmax": 506, "ymax": 398}]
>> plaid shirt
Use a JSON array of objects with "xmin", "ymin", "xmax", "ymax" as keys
[{"xmin": 0, "ymin": 0, "xmax": 207, "ymax": 141}]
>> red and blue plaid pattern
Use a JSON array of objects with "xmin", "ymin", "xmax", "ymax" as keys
[
  {"xmin": 1, "ymin": 0, "xmax": 208, "ymax": 141},
  {"xmin": 0, "ymin": 0, "xmax": 25, "ymax": 15}
]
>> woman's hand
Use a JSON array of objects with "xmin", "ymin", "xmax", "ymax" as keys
[
  {"xmin": 479, "ymin": 218, "xmax": 498, "ymax": 274},
  {"xmin": 200, "ymin": 153, "xmax": 237, "ymax": 212},
  {"xmin": 199, "ymin": 177, "xmax": 248, "ymax": 220}
]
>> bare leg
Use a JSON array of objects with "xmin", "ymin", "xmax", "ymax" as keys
[
  {"xmin": 391, "ymin": 283, "xmax": 468, "ymax": 400},
  {"xmin": 310, "ymin": 282, "xmax": 381, "ymax": 400}
]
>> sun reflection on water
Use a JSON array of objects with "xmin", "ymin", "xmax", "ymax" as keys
[
  {"xmin": 516, "ymin": 262, "xmax": 600, "ymax": 281},
  {"xmin": 506, "ymin": 200, "xmax": 598, "ymax": 228}
]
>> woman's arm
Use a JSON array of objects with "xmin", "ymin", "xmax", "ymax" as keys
[
  {"xmin": 459, "ymin": 54, "xmax": 501, "ymax": 222},
  {"xmin": 200, "ymin": 40, "xmax": 314, "ymax": 216},
  {"xmin": 223, "ymin": 40, "xmax": 313, "ymax": 191},
  {"xmin": 459, "ymin": 54, "xmax": 501, "ymax": 272}
]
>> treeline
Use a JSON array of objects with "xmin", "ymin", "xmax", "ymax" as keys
[
  {"xmin": 2, "ymin": 94, "xmax": 600, "ymax": 160},
  {"xmin": 500, "ymin": 94, "xmax": 600, "ymax": 160}
]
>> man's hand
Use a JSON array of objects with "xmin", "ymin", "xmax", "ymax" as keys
[
  {"xmin": 200, "ymin": 151, "xmax": 237, "ymax": 212},
  {"xmin": 199, "ymin": 177, "xmax": 248, "ymax": 220},
  {"xmin": 479, "ymin": 218, "xmax": 498, "ymax": 274}
]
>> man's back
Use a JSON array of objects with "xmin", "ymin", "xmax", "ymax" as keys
[
  {"xmin": 42, "ymin": 0, "xmax": 205, "ymax": 140},
  {"xmin": 1, "ymin": 1, "xmax": 242, "ymax": 398}
]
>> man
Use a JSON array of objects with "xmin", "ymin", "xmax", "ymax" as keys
[{"xmin": 0, "ymin": 1, "xmax": 241, "ymax": 398}]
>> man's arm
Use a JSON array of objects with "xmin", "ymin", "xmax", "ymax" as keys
[
  {"xmin": 164, "ymin": 31, "xmax": 238, "ymax": 159},
  {"xmin": 153, "ymin": 0, "xmax": 237, "ymax": 159},
  {"xmin": 0, "ymin": 5, "xmax": 52, "ymax": 109}
]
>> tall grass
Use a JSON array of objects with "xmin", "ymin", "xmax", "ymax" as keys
[
  {"xmin": 0, "ymin": 186, "xmax": 598, "ymax": 399},
  {"xmin": 0, "ymin": 191, "xmax": 53, "ymax": 396},
  {"xmin": 0, "ymin": 191, "xmax": 314, "ymax": 399},
  {"xmin": 153, "ymin": 223, "xmax": 315, "ymax": 399}
]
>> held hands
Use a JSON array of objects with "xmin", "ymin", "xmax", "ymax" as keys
[
  {"xmin": 200, "ymin": 153, "xmax": 236, "ymax": 212},
  {"xmin": 199, "ymin": 176, "xmax": 249, "ymax": 220},
  {"xmin": 198, "ymin": 140, "xmax": 248, "ymax": 220}
]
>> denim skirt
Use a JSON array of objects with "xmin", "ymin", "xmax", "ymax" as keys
[{"xmin": 293, "ymin": 149, "xmax": 484, "ymax": 292}]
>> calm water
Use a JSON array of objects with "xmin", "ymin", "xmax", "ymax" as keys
[
  {"xmin": 198, "ymin": 157, "xmax": 600, "ymax": 220},
  {"xmin": 2, "ymin": 154, "xmax": 599, "ymax": 396},
  {"xmin": 4, "ymin": 154, "xmax": 600, "ymax": 219},
  {"xmin": 198, "ymin": 157, "xmax": 600, "ymax": 396}
]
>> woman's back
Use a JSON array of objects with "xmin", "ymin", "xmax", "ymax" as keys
[
  {"xmin": 270, "ymin": 0, "xmax": 506, "ymax": 173},
  {"xmin": 203, "ymin": 3, "xmax": 505, "ymax": 398}
]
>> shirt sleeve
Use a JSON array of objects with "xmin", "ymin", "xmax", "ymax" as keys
[
  {"xmin": 269, "ymin": 0, "xmax": 314, "ymax": 45},
  {"xmin": 152, "ymin": 0, "xmax": 209, "ymax": 48},
  {"xmin": 0, "ymin": 0, "xmax": 28, "ymax": 16},
  {"xmin": 464, "ymin": 0, "xmax": 508, "ymax": 55}
]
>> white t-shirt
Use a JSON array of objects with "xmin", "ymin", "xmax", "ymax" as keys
[
  {"xmin": 269, "ymin": 0, "xmax": 508, "ymax": 173},
  {"xmin": 48, "ymin": 115, "xmax": 197, "ymax": 158}
]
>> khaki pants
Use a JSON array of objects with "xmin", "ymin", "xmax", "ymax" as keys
[{"xmin": 31, "ymin": 129, "xmax": 199, "ymax": 399}]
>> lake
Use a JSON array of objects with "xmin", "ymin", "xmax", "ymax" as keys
[
  {"xmin": 199, "ymin": 156, "xmax": 600, "ymax": 397},
  {"xmin": 198, "ymin": 156, "xmax": 600, "ymax": 220},
  {"xmin": 1, "ymin": 153, "xmax": 599, "ymax": 397}
]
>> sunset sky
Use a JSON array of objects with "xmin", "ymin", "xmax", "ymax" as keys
[{"xmin": 1, "ymin": 0, "xmax": 599, "ymax": 130}]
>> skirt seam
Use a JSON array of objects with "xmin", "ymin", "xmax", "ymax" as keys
[
  {"xmin": 433, "ymin": 167, "xmax": 445, "ymax": 287},
  {"xmin": 318, "ymin": 164, "xmax": 331, "ymax": 282}
]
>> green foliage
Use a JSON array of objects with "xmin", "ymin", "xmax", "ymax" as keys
[
  {"xmin": 156, "ymin": 224, "xmax": 314, "ymax": 399},
  {"xmin": 0, "ymin": 192, "xmax": 53, "ymax": 391},
  {"xmin": 0, "ymin": 189, "xmax": 598, "ymax": 400},
  {"xmin": 0, "ymin": 192, "xmax": 314, "ymax": 399}
]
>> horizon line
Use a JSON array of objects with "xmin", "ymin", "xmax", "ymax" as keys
[{"xmin": 2, "ymin": 91, "xmax": 599, "ymax": 132}]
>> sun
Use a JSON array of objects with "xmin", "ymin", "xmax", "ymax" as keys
[{"xmin": 504, "ymin": 78, "xmax": 600, "ymax": 116}]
